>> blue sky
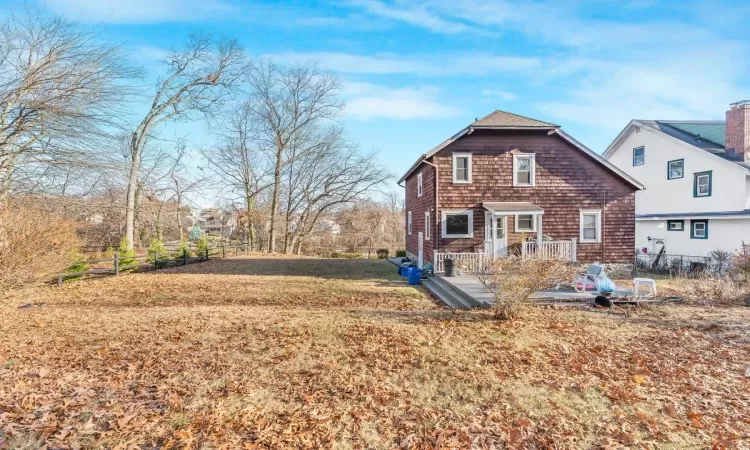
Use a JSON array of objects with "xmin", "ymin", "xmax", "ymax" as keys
[{"xmin": 8, "ymin": 0, "xmax": 750, "ymax": 201}]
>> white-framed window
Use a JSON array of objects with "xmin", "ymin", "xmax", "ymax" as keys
[
  {"xmin": 513, "ymin": 153, "xmax": 536, "ymax": 187},
  {"xmin": 515, "ymin": 214, "xmax": 536, "ymax": 232},
  {"xmin": 407, "ymin": 211, "xmax": 412, "ymax": 235},
  {"xmin": 633, "ymin": 147, "xmax": 645, "ymax": 166},
  {"xmin": 579, "ymin": 210, "xmax": 602, "ymax": 243},
  {"xmin": 452, "ymin": 153, "xmax": 472, "ymax": 183},
  {"xmin": 424, "ymin": 211, "xmax": 430, "ymax": 240},
  {"xmin": 442, "ymin": 210, "xmax": 473, "ymax": 238},
  {"xmin": 417, "ymin": 172, "xmax": 423, "ymax": 197}
]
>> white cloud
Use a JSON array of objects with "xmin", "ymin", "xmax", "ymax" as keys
[
  {"xmin": 343, "ymin": 0, "xmax": 474, "ymax": 34},
  {"xmin": 480, "ymin": 89, "xmax": 516, "ymax": 101},
  {"xmin": 41, "ymin": 0, "xmax": 235, "ymax": 23},
  {"xmin": 269, "ymin": 51, "xmax": 540, "ymax": 77},
  {"xmin": 343, "ymin": 82, "xmax": 461, "ymax": 120}
]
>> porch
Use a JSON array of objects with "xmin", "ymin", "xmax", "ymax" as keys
[{"xmin": 433, "ymin": 201, "xmax": 577, "ymax": 272}]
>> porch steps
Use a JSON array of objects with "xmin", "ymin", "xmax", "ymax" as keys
[{"xmin": 421, "ymin": 276, "xmax": 491, "ymax": 310}]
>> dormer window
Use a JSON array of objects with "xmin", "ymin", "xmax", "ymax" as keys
[
  {"xmin": 452, "ymin": 153, "xmax": 472, "ymax": 183},
  {"xmin": 513, "ymin": 154, "xmax": 536, "ymax": 187}
]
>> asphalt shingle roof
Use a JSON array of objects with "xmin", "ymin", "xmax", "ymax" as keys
[
  {"xmin": 471, "ymin": 110, "xmax": 559, "ymax": 128},
  {"xmin": 636, "ymin": 120, "xmax": 749, "ymax": 169}
]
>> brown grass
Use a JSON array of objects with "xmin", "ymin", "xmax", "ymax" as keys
[{"xmin": 1, "ymin": 256, "xmax": 749, "ymax": 449}]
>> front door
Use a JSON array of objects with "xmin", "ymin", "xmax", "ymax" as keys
[{"xmin": 484, "ymin": 213, "xmax": 507, "ymax": 256}]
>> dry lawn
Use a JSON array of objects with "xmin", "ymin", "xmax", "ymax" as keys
[{"xmin": 1, "ymin": 255, "xmax": 749, "ymax": 449}]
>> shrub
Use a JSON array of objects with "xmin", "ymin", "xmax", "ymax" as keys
[
  {"xmin": 478, "ymin": 256, "xmax": 579, "ymax": 321},
  {"xmin": 376, "ymin": 249, "xmax": 389, "ymax": 259},
  {"xmin": 660, "ymin": 275, "xmax": 750, "ymax": 306},
  {"xmin": 196, "ymin": 235, "xmax": 210, "ymax": 258},
  {"xmin": 148, "ymin": 238, "xmax": 167, "ymax": 263},
  {"xmin": 0, "ymin": 203, "xmax": 81, "ymax": 290},
  {"xmin": 395, "ymin": 250, "xmax": 407, "ymax": 257},
  {"xmin": 65, "ymin": 253, "xmax": 90, "ymax": 281},
  {"xmin": 174, "ymin": 238, "xmax": 191, "ymax": 260},
  {"xmin": 117, "ymin": 237, "xmax": 137, "ymax": 271}
]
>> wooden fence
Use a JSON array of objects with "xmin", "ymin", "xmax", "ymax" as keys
[{"xmin": 57, "ymin": 244, "xmax": 248, "ymax": 285}]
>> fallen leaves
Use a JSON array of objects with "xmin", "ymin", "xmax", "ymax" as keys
[{"xmin": 0, "ymin": 257, "xmax": 748, "ymax": 448}]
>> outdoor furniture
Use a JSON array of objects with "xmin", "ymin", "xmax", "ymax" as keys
[
  {"xmin": 574, "ymin": 263, "xmax": 615, "ymax": 295},
  {"xmin": 633, "ymin": 278, "xmax": 657, "ymax": 298}
]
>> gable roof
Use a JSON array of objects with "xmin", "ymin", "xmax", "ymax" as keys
[
  {"xmin": 604, "ymin": 120, "xmax": 750, "ymax": 170},
  {"xmin": 398, "ymin": 110, "xmax": 644, "ymax": 189},
  {"xmin": 471, "ymin": 110, "xmax": 559, "ymax": 128}
]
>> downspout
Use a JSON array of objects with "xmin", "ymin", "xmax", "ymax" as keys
[
  {"xmin": 602, "ymin": 191, "xmax": 607, "ymax": 263},
  {"xmin": 421, "ymin": 159, "xmax": 440, "ymax": 258}
]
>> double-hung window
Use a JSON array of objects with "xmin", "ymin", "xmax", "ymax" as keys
[
  {"xmin": 633, "ymin": 147, "xmax": 644, "ymax": 166},
  {"xmin": 417, "ymin": 172, "xmax": 423, "ymax": 197},
  {"xmin": 515, "ymin": 214, "xmax": 536, "ymax": 232},
  {"xmin": 691, "ymin": 220, "xmax": 708, "ymax": 239},
  {"xmin": 442, "ymin": 210, "xmax": 473, "ymax": 238},
  {"xmin": 513, "ymin": 154, "xmax": 536, "ymax": 187},
  {"xmin": 452, "ymin": 153, "xmax": 472, "ymax": 183},
  {"xmin": 424, "ymin": 211, "xmax": 430, "ymax": 240},
  {"xmin": 580, "ymin": 210, "xmax": 602, "ymax": 243},
  {"xmin": 693, "ymin": 171, "xmax": 712, "ymax": 197},
  {"xmin": 407, "ymin": 211, "xmax": 412, "ymax": 235},
  {"xmin": 667, "ymin": 159, "xmax": 684, "ymax": 179}
]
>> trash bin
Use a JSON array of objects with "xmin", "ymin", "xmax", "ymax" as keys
[
  {"xmin": 444, "ymin": 259, "xmax": 454, "ymax": 277},
  {"xmin": 401, "ymin": 266, "xmax": 412, "ymax": 278},
  {"xmin": 408, "ymin": 268, "xmax": 422, "ymax": 285}
]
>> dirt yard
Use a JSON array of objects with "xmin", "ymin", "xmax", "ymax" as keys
[{"xmin": 1, "ymin": 255, "xmax": 749, "ymax": 449}]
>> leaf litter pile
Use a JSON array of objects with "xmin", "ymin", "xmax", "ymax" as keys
[{"xmin": 1, "ymin": 256, "xmax": 749, "ymax": 449}]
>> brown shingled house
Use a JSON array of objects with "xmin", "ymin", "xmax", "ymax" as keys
[{"xmin": 398, "ymin": 110, "xmax": 644, "ymax": 270}]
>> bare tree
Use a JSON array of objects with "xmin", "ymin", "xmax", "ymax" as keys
[
  {"xmin": 247, "ymin": 60, "xmax": 343, "ymax": 252},
  {"xmin": 0, "ymin": 9, "xmax": 139, "ymax": 246},
  {"xmin": 203, "ymin": 102, "xmax": 271, "ymax": 251},
  {"xmin": 165, "ymin": 142, "xmax": 205, "ymax": 239},
  {"xmin": 283, "ymin": 135, "xmax": 391, "ymax": 254},
  {"xmin": 125, "ymin": 34, "xmax": 246, "ymax": 249}
]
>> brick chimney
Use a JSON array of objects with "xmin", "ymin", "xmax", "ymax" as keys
[{"xmin": 726, "ymin": 100, "xmax": 750, "ymax": 162}]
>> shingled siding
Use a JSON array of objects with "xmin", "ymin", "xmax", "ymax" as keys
[
  {"xmin": 404, "ymin": 166, "xmax": 436, "ymax": 262},
  {"xmin": 432, "ymin": 130, "xmax": 636, "ymax": 263}
]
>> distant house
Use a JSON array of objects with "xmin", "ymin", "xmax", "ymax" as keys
[
  {"xmin": 399, "ymin": 110, "xmax": 643, "ymax": 269},
  {"xmin": 603, "ymin": 101, "xmax": 750, "ymax": 257},
  {"xmin": 190, "ymin": 208, "xmax": 237, "ymax": 239}
]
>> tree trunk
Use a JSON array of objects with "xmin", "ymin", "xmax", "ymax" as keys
[
  {"xmin": 267, "ymin": 145, "xmax": 283, "ymax": 253},
  {"xmin": 245, "ymin": 192, "xmax": 255, "ymax": 253},
  {"xmin": 125, "ymin": 135, "xmax": 142, "ymax": 250},
  {"xmin": 176, "ymin": 192, "xmax": 184, "ymax": 239}
]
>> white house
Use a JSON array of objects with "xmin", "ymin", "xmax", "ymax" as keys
[{"xmin": 603, "ymin": 101, "xmax": 750, "ymax": 257}]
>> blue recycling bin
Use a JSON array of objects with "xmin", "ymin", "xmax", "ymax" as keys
[
  {"xmin": 400, "ymin": 265, "xmax": 412, "ymax": 277},
  {"xmin": 407, "ymin": 268, "xmax": 422, "ymax": 285}
]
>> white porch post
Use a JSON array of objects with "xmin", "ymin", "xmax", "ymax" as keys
[
  {"xmin": 491, "ymin": 214, "xmax": 498, "ymax": 257},
  {"xmin": 536, "ymin": 214, "xmax": 543, "ymax": 246}
]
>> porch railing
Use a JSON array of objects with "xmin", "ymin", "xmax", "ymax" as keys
[
  {"xmin": 521, "ymin": 239, "xmax": 577, "ymax": 261},
  {"xmin": 434, "ymin": 252, "xmax": 492, "ymax": 273}
]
